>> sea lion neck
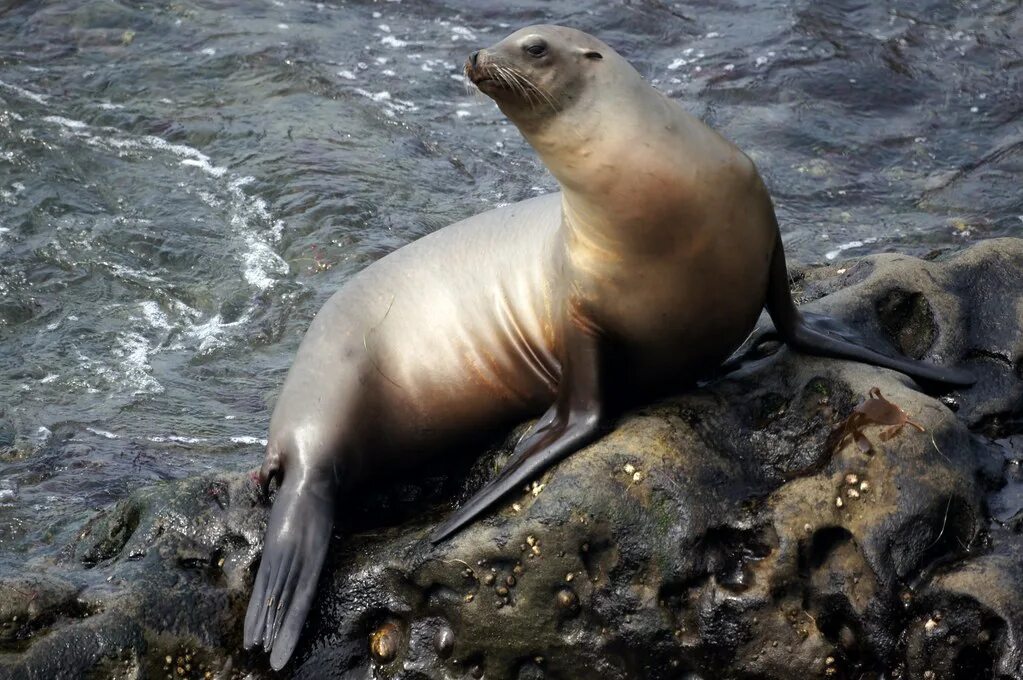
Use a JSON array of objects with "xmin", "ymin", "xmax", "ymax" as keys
[{"xmin": 514, "ymin": 79, "xmax": 686, "ymax": 247}]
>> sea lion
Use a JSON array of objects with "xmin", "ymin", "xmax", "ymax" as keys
[{"xmin": 243, "ymin": 25, "xmax": 973, "ymax": 669}]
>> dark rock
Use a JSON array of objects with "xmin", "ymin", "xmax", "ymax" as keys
[{"xmin": 2, "ymin": 238, "xmax": 1023, "ymax": 680}]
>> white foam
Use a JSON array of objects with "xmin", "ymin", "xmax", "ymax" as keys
[
  {"xmin": 113, "ymin": 332, "xmax": 164, "ymax": 395},
  {"xmin": 180, "ymin": 157, "xmax": 228, "ymax": 177},
  {"xmin": 108, "ymin": 263, "xmax": 163, "ymax": 284},
  {"xmin": 825, "ymin": 237, "xmax": 879, "ymax": 261},
  {"xmin": 353, "ymin": 88, "xmax": 418, "ymax": 117},
  {"xmin": 149, "ymin": 435, "xmax": 207, "ymax": 444},
  {"xmin": 142, "ymin": 135, "xmax": 229, "ymax": 177},
  {"xmin": 230, "ymin": 436, "xmax": 268, "ymax": 446},
  {"xmin": 188, "ymin": 311, "xmax": 252, "ymax": 352},
  {"xmin": 139, "ymin": 301, "xmax": 172, "ymax": 330},
  {"xmin": 36, "ymin": 107, "xmax": 290, "ymax": 360},
  {"xmin": 87, "ymin": 427, "xmax": 120, "ymax": 439},
  {"xmin": 43, "ymin": 115, "xmax": 88, "ymax": 129},
  {"xmin": 381, "ymin": 35, "xmax": 407, "ymax": 48},
  {"xmin": 242, "ymin": 236, "xmax": 288, "ymax": 290},
  {"xmin": 39, "ymin": 374, "xmax": 59, "ymax": 384},
  {"xmin": 0, "ymin": 480, "xmax": 15, "ymax": 505},
  {"xmin": 0, "ymin": 79, "xmax": 49, "ymax": 105}
]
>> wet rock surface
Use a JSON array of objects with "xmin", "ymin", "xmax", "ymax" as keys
[{"xmin": 2, "ymin": 238, "xmax": 1022, "ymax": 680}]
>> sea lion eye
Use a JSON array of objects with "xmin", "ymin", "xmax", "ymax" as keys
[{"xmin": 524, "ymin": 43, "xmax": 547, "ymax": 58}]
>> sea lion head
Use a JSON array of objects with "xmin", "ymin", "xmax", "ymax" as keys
[{"xmin": 465, "ymin": 25, "xmax": 612, "ymax": 129}]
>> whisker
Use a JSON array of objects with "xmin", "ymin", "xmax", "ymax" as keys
[
  {"xmin": 466, "ymin": 60, "xmax": 561, "ymax": 115},
  {"xmin": 504, "ymin": 68, "xmax": 540, "ymax": 109},
  {"xmin": 503, "ymin": 66, "xmax": 559, "ymax": 113},
  {"xmin": 495, "ymin": 65, "xmax": 529, "ymax": 103}
]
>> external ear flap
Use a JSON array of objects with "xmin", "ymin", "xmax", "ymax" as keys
[{"xmin": 584, "ymin": 51, "xmax": 603, "ymax": 60}]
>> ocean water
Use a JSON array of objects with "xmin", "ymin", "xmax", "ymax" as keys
[{"xmin": 0, "ymin": 0, "xmax": 1020, "ymax": 577}]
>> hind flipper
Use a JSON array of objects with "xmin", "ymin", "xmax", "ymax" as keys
[
  {"xmin": 245, "ymin": 477, "xmax": 334, "ymax": 670},
  {"xmin": 430, "ymin": 319, "xmax": 605, "ymax": 543},
  {"xmin": 788, "ymin": 311, "xmax": 975, "ymax": 387},
  {"xmin": 763, "ymin": 229, "xmax": 974, "ymax": 389}
]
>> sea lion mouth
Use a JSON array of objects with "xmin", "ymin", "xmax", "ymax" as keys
[{"xmin": 464, "ymin": 62, "xmax": 504, "ymax": 90}]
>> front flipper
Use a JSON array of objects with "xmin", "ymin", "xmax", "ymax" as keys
[
  {"xmin": 244, "ymin": 473, "xmax": 335, "ymax": 670},
  {"xmin": 513, "ymin": 402, "xmax": 558, "ymax": 457},
  {"xmin": 430, "ymin": 320, "xmax": 605, "ymax": 543},
  {"xmin": 764, "ymin": 232, "xmax": 975, "ymax": 389}
]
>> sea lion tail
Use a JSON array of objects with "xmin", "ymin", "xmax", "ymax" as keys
[
  {"xmin": 244, "ymin": 476, "xmax": 335, "ymax": 670},
  {"xmin": 764, "ymin": 231, "xmax": 975, "ymax": 389}
]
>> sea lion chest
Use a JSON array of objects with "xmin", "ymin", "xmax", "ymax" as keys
[{"xmin": 558, "ymin": 156, "xmax": 776, "ymax": 388}]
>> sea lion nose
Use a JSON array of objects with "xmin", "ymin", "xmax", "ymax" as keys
[{"xmin": 470, "ymin": 50, "xmax": 480, "ymax": 68}]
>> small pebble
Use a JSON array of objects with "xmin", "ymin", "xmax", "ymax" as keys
[
  {"xmin": 506, "ymin": 575, "xmax": 516, "ymax": 587},
  {"xmin": 845, "ymin": 473, "xmax": 858, "ymax": 485},
  {"xmin": 433, "ymin": 626, "xmax": 455, "ymax": 658},
  {"xmin": 859, "ymin": 481, "xmax": 870, "ymax": 493},
  {"xmin": 556, "ymin": 587, "xmax": 579, "ymax": 613},
  {"xmin": 836, "ymin": 497, "xmax": 844, "ymax": 508},
  {"xmin": 624, "ymin": 463, "xmax": 636, "ymax": 474},
  {"xmin": 369, "ymin": 622, "xmax": 401, "ymax": 664},
  {"xmin": 483, "ymin": 574, "xmax": 495, "ymax": 586},
  {"xmin": 847, "ymin": 489, "xmax": 860, "ymax": 499},
  {"xmin": 464, "ymin": 593, "xmax": 474, "ymax": 603},
  {"xmin": 566, "ymin": 572, "xmax": 575, "ymax": 582}
]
